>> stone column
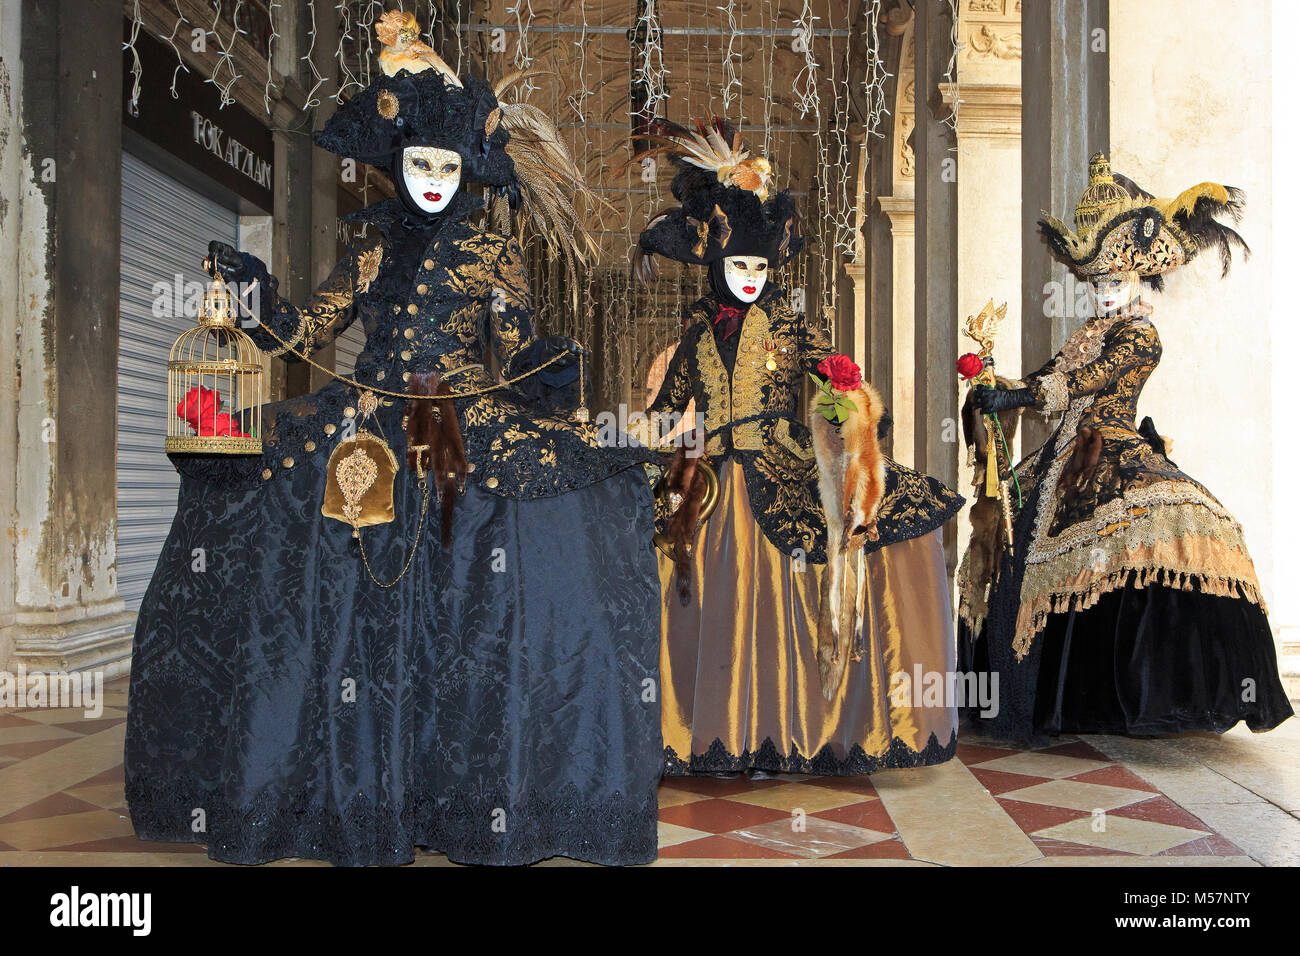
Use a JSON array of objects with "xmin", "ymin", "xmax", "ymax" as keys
[
  {"xmin": 0, "ymin": 1, "xmax": 23, "ymax": 670},
  {"xmin": 877, "ymin": 197, "xmax": 915, "ymax": 467},
  {"xmin": 913, "ymin": 0, "xmax": 960, "ymax": 573},
  {"xmin": 5, "ymin": 0, "xmax": 134, "ymax": 674},
  {"xmin": 1020, "ymin": 0, "xmax": 1109, "ymax": 450},
  {"xmin": 944, "ymin": 0, "xmax": 1024, "ymax": 570}
]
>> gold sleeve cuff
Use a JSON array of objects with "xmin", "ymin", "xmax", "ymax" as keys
[{"xmin": 1035, "ymin": 371, "xmax": 1070, "ymax": 414}]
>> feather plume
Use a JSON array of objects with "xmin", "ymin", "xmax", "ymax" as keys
[
  {"xmin": 631, "ymin": 245, "xmax": 659, "ymax": 285},
  {"xmin": 627, "ymin": 117, "xmax": 775, "ymax": 201},
  {"xmin": 1166, "ymin": 184, "xmax": 1249, "ymax": 277},
  {"xmin": 490, "ymin": 71, "xmax": 613, "ymax": 297}
]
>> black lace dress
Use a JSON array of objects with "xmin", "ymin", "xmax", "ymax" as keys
[{"xmin": 124, "ymin": 195, "xmax": 663, "ymax": 866}]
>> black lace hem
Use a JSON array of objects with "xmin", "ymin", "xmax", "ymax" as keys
[
  {"xmin": 126, "ymin": 780, "xmax": 658, "ymax": 868},
  {"xmin": 662, "ymin": 731, "xmax": 957, "ymax": 777}
]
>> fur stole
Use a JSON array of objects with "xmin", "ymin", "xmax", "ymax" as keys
[{"xmin": 809, "ymin": 380, "xmax": 886, "ymax": 701}]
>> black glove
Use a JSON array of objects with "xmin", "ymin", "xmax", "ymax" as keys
[
  {"xmin": 971, "ymin": 385, "xmax": 1037, "ymax": 415},
  {"xmin": 513, "ymin": 336, "xmax": 589, "ymax": 410},
  {"xmin": 539, "ymin": 335, "xmax": 583, "ymax": 366},
  {"xmin": 206, "ymin": 240, "xmax": 246, "ymax": 281}
]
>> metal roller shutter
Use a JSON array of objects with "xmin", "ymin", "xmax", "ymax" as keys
[
  {"xmin": 117, "ymin": 152, "xmax": 240, "ymax": 611},
  {"xmin": 335, "ymin": 315, "xmax": 366, "ymax": 377}
]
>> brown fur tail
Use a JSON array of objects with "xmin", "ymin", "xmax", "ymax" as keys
[
  {"xmin": 810, "ymin": 381, "xmax": 886, "ymax": 701},
  {"xmin": 665, "ymin": 447, "xmax": 709, "ymax": 606},
  {"xmin": 407, "ymin": 372, "xmax": 467, "ymax": 549},
  {"xmin": 1061, "ymin": 425, "xmax": 1101, "ymax": 504}
]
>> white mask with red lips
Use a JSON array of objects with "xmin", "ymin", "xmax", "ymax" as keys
[
  {"xmin": 401, "ymin": 146, "xmax": 462, "ymax": 214},
  {"xmin": 723, "ymin": 255, "xmax": 769, "ymax": 304},
  {"xmin": 1089, "ymin": 271, "xmax": 1141, "ymax": 316}
]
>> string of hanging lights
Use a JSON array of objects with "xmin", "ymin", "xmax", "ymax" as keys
[{"xmin": 124, "ymin": 0, "xmax": 885, "ymax": 408}]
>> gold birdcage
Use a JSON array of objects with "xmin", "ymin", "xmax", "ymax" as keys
[{"xmin": 165, "ymin": 270, "xmax": 264, "ymax": 455}]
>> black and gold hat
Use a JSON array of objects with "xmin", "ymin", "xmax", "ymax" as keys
[
  {"xmin": 633, "ymin": 118, "xmax": 804, "ymax": 280},
  {"xmin": 313, "ymin": 67, "xmax": 514, "ymax": 188},
  {"xmin": 1038, "ymin": 152, "xmax": 1248, "ymax": 289}
]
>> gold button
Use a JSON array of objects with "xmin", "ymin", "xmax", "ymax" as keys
[
  {"xmin": 400, "ymin": 350, "xmax": 412, "ymax": 361},
  {"xmin": 402, "ymin": 372, "xmax": 411, "ymax": 382},
  {"xmin": 423, "ymin": 258, "xmax": 434, "ymax": 269},
  {"xmin": 282, "ymin": 457, "xmax": 294, "ymax": 468},
  {"xmin": 261, "ymin": 468, "xmax": 272, "ymax": 480},
  {"xmin": 376, "ymin": 370, "xmax": 386, "ymax": 380},
  {"xmin": 416, "ymin": 283, "xmax": 428, "ymax": 294},
  {"xmin": 407, "ymin": 303, "xmax": 417, "ymax": 315},
  {"xmin": 467, "ymin": 462, "xmax": 476, "ymax": 473},
  {"xmin": 485, "ymin": 476, "xmax": 498, "ymax": 489},
  {"xmin": 393, "ymin": 304, "xmax": 401, "ymax": 314},
  {"xmin": 404, "ymin": 328, "xmax": 415, "ymax": 340},
  {"xmin": 344, "ymin": 406, "xmax": 356, "ymax": 418},
  {"xmin": 304, "ymin": 441, "xmax": 316, "ymax": 452},
  {"xmin": 324, "ymin": 423, "xmax": 336, "ymax": 435}
]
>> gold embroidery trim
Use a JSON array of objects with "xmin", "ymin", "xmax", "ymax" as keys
[
  {"xmin": 1036, "ymin": 371, "xmax": 1070, "ymax": 414},
  {"xmin": 1013, "ymin": 498, "xmax": 1264, "ymax": 659}
]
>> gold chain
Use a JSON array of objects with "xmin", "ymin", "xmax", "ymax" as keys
[
  {"xmin": 242, "ymin": 295, "xmax": 578, "ymax": 401},
  {"xmin": 355, "ymin": 473, "xmax": 430, "ymax": 588}
]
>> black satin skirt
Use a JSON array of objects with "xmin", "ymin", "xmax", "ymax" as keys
[
  {"xmin": 124, "ymin": 460, "xmax": 662, "ymax": 867},
  {"xmin": 962, "ymin": 583, "xmax": 1293, "ymax": 738}
]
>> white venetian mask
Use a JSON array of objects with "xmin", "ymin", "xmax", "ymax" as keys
[
  {"xmin": 723, "ymin": 255, "xmax": 769, "ymax": 304},
  {"xmin": 1090, "ymin": 271, "xmax": 1140, "ymax": 316},
  {"xmin": 401, "ymin": 146, "xmax": 462, "ymax": 214}
]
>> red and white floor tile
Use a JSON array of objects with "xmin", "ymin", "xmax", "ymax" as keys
[{"xmin": 0, "ymin": 678, "xmax": 1293, "ymax": 866}]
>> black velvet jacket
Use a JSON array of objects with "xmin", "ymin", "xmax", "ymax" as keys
[
  {"xmin": 195, "ymin": 194, "xmax": 654, "ymax": 499},
  {"xmin": 649, "ymin": 289, "xmax": 963, "ymax": 563}
]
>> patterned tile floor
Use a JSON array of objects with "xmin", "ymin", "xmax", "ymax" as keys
[{"xmin": 1, "ymin": 678, "xmax": 1295, "ymax": 866}]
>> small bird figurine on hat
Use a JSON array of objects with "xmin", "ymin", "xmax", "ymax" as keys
[{"xmin": 375, "ymin": 9, "xmax": 462, "ymax": 86}]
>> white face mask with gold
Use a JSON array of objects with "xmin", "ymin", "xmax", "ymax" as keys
[
  {"xmin": 401, "ymin": 146, "xmax": 462, "ymax": 214},
  {"xmin": 1090, "ymin": 271, "xmax": 1141, "ymax": 316},
  {"xmin": 723, "ymin": 255, "xmax": 769, "ymax": 304}
]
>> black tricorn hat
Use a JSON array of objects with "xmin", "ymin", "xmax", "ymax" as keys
[
  {"xmin": 313, "ymin": 70, "xmax": 515, "ymax": 188},
  {"xmin": 632, "ymin": 118, "xmax": 804, "ymax": 280},
  {"xmin": 638, "ymin": 182, "xmax": 804, "ymax": 268}
]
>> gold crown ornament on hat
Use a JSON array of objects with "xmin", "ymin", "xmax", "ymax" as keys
[
  {"xmin": 632, "ymin": 117, "xmax": 777, "ymax": 201},
  {"xmin": 1038, "ymin": 151, "xmax": 1249, "ymax": 286}
]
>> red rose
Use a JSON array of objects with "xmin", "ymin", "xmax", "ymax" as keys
[
  {"xmin": 956, "ymin": 352, "xmax": 984, "ymax": 380},
  {"xmin": 177, "ymin": 386, "xmax": 248, "ymax": 437},
  {"xmin": 177, "ymin": 386, "xmax": 219, "ymax": 431},
  {"xmin": 817, "ymin": 354, "xmax": 862, "ymax": 392},
  {"xmin": 206, "ymin": 412, "xmax": 249, "ymax": 439}
]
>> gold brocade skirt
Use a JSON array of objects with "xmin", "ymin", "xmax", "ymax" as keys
[{"xmin": 660, "ymin": 461, "xmax": 958, "ymax": 775}]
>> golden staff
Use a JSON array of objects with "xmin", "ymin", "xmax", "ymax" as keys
[{"xmin": 962, "ymin": 300, "xmax": 1016, "ymax": 555}]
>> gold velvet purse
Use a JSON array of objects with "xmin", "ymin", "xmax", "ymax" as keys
[{"xmin": 321, "ymin": 428, "xmax": 399, "ymax": 535}]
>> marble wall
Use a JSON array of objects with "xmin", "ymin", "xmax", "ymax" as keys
[{"xmin": 1109, "ymin": 0, "xmax": 1291, "ymax": 671}]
